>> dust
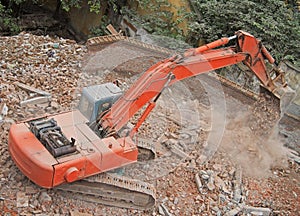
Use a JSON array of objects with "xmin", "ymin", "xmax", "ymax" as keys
[{"xmin": 220, "ymin": 110, "xmax": 288, "ymax": 178}]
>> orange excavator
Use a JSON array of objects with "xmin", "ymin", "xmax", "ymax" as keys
[{"xmin": 8, "ymin": 30, "xmax": 289, "ymax": 209}]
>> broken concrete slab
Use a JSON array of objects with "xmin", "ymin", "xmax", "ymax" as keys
[
  {"xmin": 16, "ymin": 192, "xmax": 29, "ymax": 208},
  {"xmin": 15, "ymin": 82, "xmax": 51, "ymax": 106},
  {"xmin": 207, "ymin": 181, "xmax": 215, "ymax": 191},
  {"xmin": 159, "ymin": 203, "xmax": 172, "ymax": 216},
  {"xmin": 15, "ymin": 82, "xmax": 51, "ymax": 97},
  {"xmin": 243, "ymin": 205, "xmax": 271, "ymax": 216},
  {"xmin": 38, "ymin": 191, "xmax": 52, "ymax": 204},
  {"xmin": 233, "ymin": 167, "xmax": 242, "ymax": 202},
  {"xmin": 195, "ymin": 173, "xmax": 203, "ymax": 193},
  {"xmin": 224, "ymin": 206, "xmax": 242, "ymax": 216},
  {"xmin": 20, "ymin": 96, "xmax": 51, "ymax": 106}
]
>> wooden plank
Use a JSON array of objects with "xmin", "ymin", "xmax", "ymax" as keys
[
  {"xmin": 14, "ymin": 82, "xmax": 51, "ymax": 106},
  {"xmin": 20, "ymin": 96, "xmax": 51, "ymax": 106},
  {"xmin": 106, "ymin": 24, "xmax": 118, "ymax": 35},
  {"xmin": 14, "ymin": 82, "xmax": 51, "ymax": 96}
]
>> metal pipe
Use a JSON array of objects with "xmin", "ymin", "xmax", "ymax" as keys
[{"xmin": 189, "ymin": 35, "xmax": 236, "ymax": 56}]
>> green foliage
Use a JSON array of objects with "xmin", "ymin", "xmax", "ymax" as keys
[
  {"xmin": 60, "ymin": 0, "xmax": 81, "ymax": 12},
  {"xmin": 0, "ymin": 4, "xmax": 20, "ymax": 35},
  {"xmin": 61, "ymin": 0, "xmax": 117, "ymax": 13},
  {"xmin": 187, "ymin": 0, "xmax": 300, "ymax": 66},
  {"xmin": 10, "ymin": 0, "xmax": 28, "ymax": 5},
  {"xmin": 89, "ymin": 15, "xmax": 110, "ymax": 37},
  {"xmin": 88, "ymin": 0, "xmax": 101, "ymax": 14}
]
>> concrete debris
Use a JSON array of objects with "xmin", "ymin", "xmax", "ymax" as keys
[
  {"xmin": 173, "ymin": 197, "xmax": 179, "ymax": 205},
  {"xmin": 158, "ymin": 205, "xmax": 165, "ymax": 215},
  {"xmin": 25, "ymin": 186, "xmax": 38, "ymax": 194},
  {"xmin": 195, "ymin": 173, "xmax": 203, "ymax": 193},
  {"xmin": 38, "ymin": 191, "xmax": 52, "ymax": 204},
  {"xmin": 218, "ymin": 194, "xmax": 226, "ymax": 202},
  {"xmin": 288, "ymin": 153, "xmax": 300, "ymax": 164},
  {"xmin": 69, "ymin": 210, "xmax": 93, "ymax": 216},
  {"xmin": 14, "ymin": 82, "xmax": 51, "ymax": 106},
  {"xmin": 243, "ymin": 205, "xmax": 271, "ymax": 216},
  {"xmin": 21, "ymin": 96, "xmax": 51, "ymax": 106},
  {"xmin": 169, "ymin": 145, "xmax": 191, "ymax": 159},
  {"xmin": 292, "ymin": 191, "xmax": 298, "ymax": 198},
  {"xmin": 165, "ymin": 116, "xmax": 182, "ymax": 126},
  {"xmin": 229, "ymin": 167, "xmax": 236, "ymax": 176},
  {"xmin": 201, "ymin": 174, "xmax": 210, "ymax": 180},
  {"xmin": 31, "ymin": 210, "xmax": 42, "ymax": 214},
  {"xmin": 15, "ymin": 82, "xmax": 51, "ymax": 96},
  {"xmin": 207, "ymin": 180, "xmax": 215, "ymax": 191},
  {"xmin": 0, "ymin": 102, "xmax": 8, "ymax": 122},
  {"xmin": 164, "ymin": 132, "xmax": 179, "ymax": 139},
  {"xmin": 159, "ymin": 203, "xmax": 172, "ymax": 216},
  {"xmin": 163, "ymin": 139, "xmax": 191, "ymax": 159},
  {"xmin": 224, "ymin": 206, "xmax": 242, "ymax": 216},
  {"xmin": 16, "ymin": 192, "xmax": 29, "ymax": 208},
  {"xmin": 233, "ymin": 167, "xmax": 243, "ymax": 202},
  {"xmin": 214, "ymin": 175, "xmax": 226, "ymax": 191},
  {"xmin": 1, "ymin": 103, "xmax": 8, "ymax": 116},
  {"xmin": 15, "ymin": 82, "xmax": 51, "ymax": 106},
  {"xmin": 0, "ymin": 32, "xmax": 86, "ymax": 123}
]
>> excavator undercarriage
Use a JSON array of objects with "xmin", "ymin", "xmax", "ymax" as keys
[
  {"xmin": 27, "ymin": 114, "xmax": 156, "ymax": 209},
  {"xmin": 55, "ymin": 135, "xmax": 156, "ymax": 209},
  {"xmin": 56, "ymin": 172, "xmax": 156, "ymax": 210}
]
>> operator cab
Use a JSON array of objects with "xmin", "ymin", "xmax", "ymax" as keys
[{"xmin": 78, "ymin": 83, "xmax": 123, "ymax": 123}]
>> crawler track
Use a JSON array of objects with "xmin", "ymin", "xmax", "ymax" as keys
[{"xmin": 56, "ymin": 172, "xmax": 156, "ymax": 210}]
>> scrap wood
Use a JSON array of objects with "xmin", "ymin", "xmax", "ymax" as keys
[
  {"xmin": 106, "ymin": 24, "xmax": 119, "ymax": 35},
  {"xmin": 14, "ymin": 82, "xmax": 51, "ymax": 106},
  {"xmin": 14, "ymin": 82, "xmax": 51, "ymax": 96}
]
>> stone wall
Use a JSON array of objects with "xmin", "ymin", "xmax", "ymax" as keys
[{"xmin": 280, "ymin": 61, "xmax": 300, "ymax": 120}]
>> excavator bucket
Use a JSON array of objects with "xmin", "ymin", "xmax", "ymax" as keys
[
  {"xmin": 265, "ymin": 85, "xmax": 296, "ymax": 114},
  {"xmin": 277, "ymin": 86, "xmax": 296, "ymax": 114},
  {"xmin": 259, "ymin": 66, "xmax": 296, "ymax": 116}
]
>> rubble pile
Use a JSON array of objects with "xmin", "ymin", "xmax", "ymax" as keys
[
  {"xmin": 0, "ymin": 32, "xmax": 87, "ymax": 122},
  {"xmin": 153, "ymin": 151, "xmax": 299, "ymax": 216}
]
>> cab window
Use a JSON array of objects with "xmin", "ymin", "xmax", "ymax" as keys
[{"xmin": 78, "ymin": 96, "xmax": 93, "ymax": 120}]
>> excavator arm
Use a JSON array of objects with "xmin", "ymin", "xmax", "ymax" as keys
[{"xmin": 98, "ymin": 30, "xmax": 287, "ymax": 137}]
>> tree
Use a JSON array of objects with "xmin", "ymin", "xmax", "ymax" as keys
[
  {"xmin": 187, "ymin": 0, "xmax": 300, "ymax": 66},
  {"xmin": 0, "ymin": 3, "xmax": 19, "ymax": 35}
]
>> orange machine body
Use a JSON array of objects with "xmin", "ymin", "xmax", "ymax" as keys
[{"xmin": 9, "ymin": 110, "xmax": 137, "ymax": 188}]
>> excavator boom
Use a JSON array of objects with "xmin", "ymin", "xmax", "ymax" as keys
[{"xmin": 99, "ymin": 30, "xmax": 287, "ymax": 137}]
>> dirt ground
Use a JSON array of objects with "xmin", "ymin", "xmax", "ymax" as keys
[{"xmin": 0, "ymin": 35, "xmax": 299, "ymax": 216}]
